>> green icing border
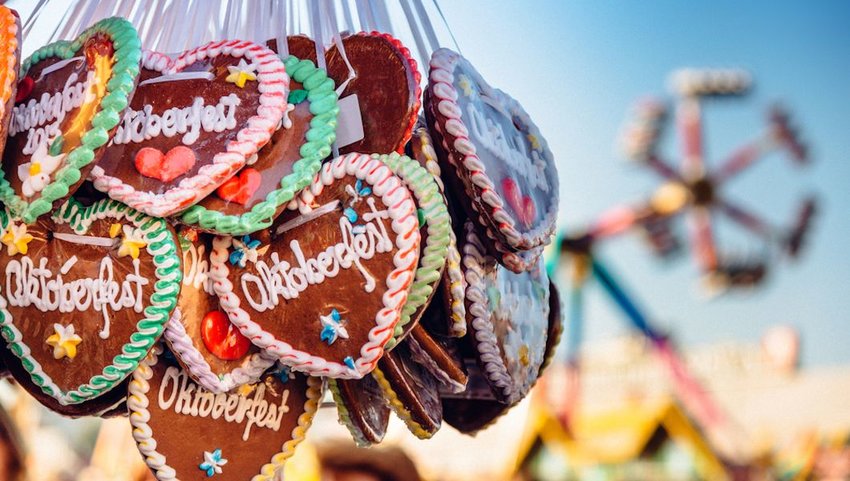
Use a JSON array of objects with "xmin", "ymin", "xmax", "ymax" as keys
[
  {"xmin": 0, "ymin": 17, "xmax": 141, "ymax": 225},
  {"xmin": 178, "ymin": 55, "xmax": 339, "ymax": 235},
  {"xmin": 0, "ymin": 197, "xmax": 181, "ymax": 405},
  {"xmin": 375, "ymin": 153, "xmax": 451, "ymax": 349}
]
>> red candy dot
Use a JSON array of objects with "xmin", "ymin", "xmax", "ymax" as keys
[
  {"xmin": 201, "ymin": 311, "xmax": 251, "ymax": 361},
  {"xmin": 15, "ymin": 76, "xmax": 34, "ymax": 103}
]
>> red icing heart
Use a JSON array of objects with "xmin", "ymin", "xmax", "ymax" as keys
[
  {"xmin": 501, "ymin": 178, "xmax": 536, "ymax": 229},
  {"xmin": 15, "ymin": 76, "xmax": 33, "ymax": 103},
  {"xmin": 216, "ymin": 168, "xmax": 261, "ymax": 205},
  {"xmin": 134, "ymin": 146, "xmax": 196, "ymax": 183},
  {"xmin": 201, "ymin": 310, "xmax": 251, "ymax": 361}
]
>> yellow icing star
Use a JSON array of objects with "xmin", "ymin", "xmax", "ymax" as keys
[
  {"xmin": 527, "ymin": 133, "xmax": 541, "ymax": 151},
  {"xmin": 226, "ymin": 59, "xmax": 257, "ymax": 88},
  {"xmin": 1, "ymin": 223, "xmax": 34, "ymax": 256},
  {"xmin": 237, "ymin": 383, "xmax": 256, "ymax": 397},
  {"xmin": 109, "ymin": 223, "xmax": 122, "ymax": 238},
  {"xmin": 46, "ymin": 323, "xmax": 83, "ymax": 360},
  {"xmin": 457, "ymin": 74, "xmax": 474, "ymax": 97},
  {"xmin": 117, "ymin": 225, "xmax": 147, "ymax": 260},
  {"xmin": 519, "ymin": 344, "xmax": 530, "ymax": 367}
]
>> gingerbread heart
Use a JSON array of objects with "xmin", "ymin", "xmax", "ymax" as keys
[
  {"xmin": 210, "ymin": 153, "xmax": 420, "ymax": 378},
  {"xmin": 162, "ymin": 229, "xmax": 276, "ymax": 393},
  {"xmin": 426, "ymin": 48, "xmax": 559, "ymax": 267},
  {"xmin": 329, "ymin": 375, "xmax": 390, "ymax": 447},
  {"xmin": 91, "ymin": 41, "xmax": 288, "ymax": 218},
  {"xmin": 375, "ymin": 152, "xmax": 451, "ymax": 349},
  {"xmin": 0, "ymin": 17, "xmax": 141, "ymax": 224},
  {"xmin": 460, "ymin": 220, "xmax": 550, "ymax": 404},
  {"xmin": 0, "ymin": 198, "xmax": 180, "ymax": 405},
  {"xmin": 407, "ymin": 125, "xmax": 467, "ymax": 338},
  {"xmin": 178, "ymin": 49, "xmax": 338, "ymax": 235},
  {"xmin": 326, "ymin": 32, "xmax": 421, "ymax": 155},
  {"xmin": 0, "ymin": 7, "xmax": 21, "ymax": 160},
  {"xmin": 129, "ymin": 344, "xmax": 322, "ymax": 481}
]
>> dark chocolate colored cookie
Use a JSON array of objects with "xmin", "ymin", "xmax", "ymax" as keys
[
  {"xmin": 406, "ymin": 324, "xmax": 467, "ymax": 393},
  {"xmin": 329, "ymin": 375, "xmax": 390, "ymax": 447},
  {"xmin": 373, "ymin": 343, "xmax": 442, "ymax": 438}
]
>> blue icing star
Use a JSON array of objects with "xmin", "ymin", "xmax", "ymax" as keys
[
  {"xmin": 344, "ymin": 206, "xmax": 358, "ymax": 223},
  {"xmin": 343, "ymin": 356, "xmax": 356, "ymax": 370},
  {"xmin": 320, "ymin": 308, "xmax": 349, "ymax": 346},
  {"xmin": 229, "ymin": 235, "xmax": 262, "ymax": 268},
  {"xmin": 199, "ymin": 448, "xmax": 228, "ymax": 477}
]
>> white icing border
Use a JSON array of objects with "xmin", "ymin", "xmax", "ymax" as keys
[
  {"xmin": 210, "ymin": 153, "xmax": 420, "ymax": 379},
  {"xmin": 128, "ymin": 344, "xmax": 323, "ymax": 481},
  {"xmin": 461, "ymin": 220, "xmax": 549, "ymax": 404},
  {"xmin": 428, "ymin": 48, "xmax": 559, "ymax": 256},
  {"xmin": 163, "ymin": 308, "xmax": 277, "ymax": 393},
  {"xmin": 91, "ymin": 42, "xmax": 288, "ymax": 218}
]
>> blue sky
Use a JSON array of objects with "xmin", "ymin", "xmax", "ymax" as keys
[
  {"xmin": 9, "ymin": 0, "xmax": 850, "ymax": 366},
  {"xmin": 438, "ymin": 1, "xmax": 850, "ymax": 366}
]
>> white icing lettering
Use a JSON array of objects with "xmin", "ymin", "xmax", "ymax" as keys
[
  {"xmin": 113, "ymin": 94, "xmax": 241, "ymax": 146},
  {"xmin": 158, "ymin": 367, "xmax": 289, "ymax": 441},
  {"xmin": 240, "ymin": 198, "xmax": 393, "ymax": 312}
]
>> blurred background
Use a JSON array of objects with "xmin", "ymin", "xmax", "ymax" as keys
[{"xmin": 1, "ymin": 1, "xmax": 849, "ymax": 480}]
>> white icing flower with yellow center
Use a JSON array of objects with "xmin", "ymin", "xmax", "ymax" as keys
[
  {"xmin": 117, "ymin": 225, "xmax": 147, "ymax": 260},
  {"xmin": 458, "ymin": 74, "xmax": 475, "ymax": 97},
  {"xmin": 18, "ymin": 137, "xmax": 66, "ymax": 198},
  {"xmin": 1, "ymin": 223, "xmax": 34, "ymax": 255},
  {"xmin": 225, "ymin": 59, "xmax": 257, "ymax": 88},
  {"xmin": 46, "ymin": 323, "xmax": 83, "ymax": 360}
]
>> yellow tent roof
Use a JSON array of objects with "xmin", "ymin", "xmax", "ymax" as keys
[{"xmin": 520, "ymin": 397, "xmax": 728, "ymax": 480}]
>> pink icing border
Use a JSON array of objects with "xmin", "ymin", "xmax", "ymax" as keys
[
  {"xmin": 427, "ymin": 48, "xmax": 559, "ymax": 260},
  {"xmin": 209, "ymin": 153, "xmax": 420, "ymax": 379},
  {"xmin": 163, "ymin": 308, "xmax": 277, "ymax": 393},
  {"xmin": 91, "ymin": 41, "xmax": 288, "ymax": 217}
]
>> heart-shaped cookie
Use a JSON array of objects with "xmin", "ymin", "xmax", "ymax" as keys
[
  {"xmin": 0, "ymin": 198, "xmax": 180, "ymax": 405},
  {"xmin": 326, "ymin": 32, "xmax": 421, "ymax": 155},
  {"xmin": 460, "ymin": 220, "xmax": 550, "ymax": 404},
  {"xmin": 210, "ymin": 153, "xmax": 420, "ymax": 378},
  {"xmin": 163, "ymin": 229, "xmax": 276, "ymax": 393},
  {"xmin": 407, "ymin": 124, "xmax": 467, "ymax": 337},
  {"xmin": 91, "ymin": 41, "xmax": 288, "ymax": 218},
  {"xmin": 178, "ymin": 50, "xmax": 338, "ymax": 235},
  {"xmin": 426, "ymin": 48, "xmax": 559, "ymax": 268},
  {"xmin": 129, "ymin": 344, "xmax": 322, "ymax": 481},
  {"xmin": 0, "ymin": 7, "xmax": 21, "ymax": 160},
  {"xmin": 0, "ymin": 17, "xmax": 141, "ymax": 224},
  {"xmin": 376, "ymin": 152, "xmax": 451, "ymax": 349}
]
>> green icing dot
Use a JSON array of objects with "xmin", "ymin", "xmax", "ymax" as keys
[
  {"xmin": 417, "ymin": 208, "xmax": 426, "ymax": 228},
  {"xmin": 48, "ymin": 135, "xmax": 64, "ymax": 156}
]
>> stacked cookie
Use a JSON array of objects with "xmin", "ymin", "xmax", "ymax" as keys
[{"xmin": 0, "ymin": 12, "xmax": 561, "ymax": 481}]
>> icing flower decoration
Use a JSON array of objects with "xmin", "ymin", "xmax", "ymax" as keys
[
  {"xmin": 108, "ymin": 223, "xmax": 122, "ymax": 238},
  {"xmin": 199, "ymin": 449, "xmax": 228, "ymax": 477},
  {"xmin": 117, "ymin": 225, "xmax": 148, "ymax": 260},
  {"xmin": 457, "ymin": 74, "xmax": 474, "ymax": 97},
  {"xmin": 225, "ymin": 59, "xmax": 257, "ymax": 88},
  {"xmin": 46, "ymin": 323, "xmax": 83, "ymax": 360},
  {"xmin": 229, "ymin": 235, "xmax": 266, "ymax": 268},
  {"xmin": 345, "ymin": 179, "xmax": 372, "ymax": 205},
  {"xmin": 18, "ymin": 136, "xmax": 67, "ymax": 198},
  {"xmin": 343, "ymin": 356, "xmax": 356, "ymax": 371},
  {"xmin": 320, "ymin": 308, "xmax": 350, "ymax": 346},
  {"xmin": 1, "ymin": 223, "xmax": 34, "ymax": 256}
]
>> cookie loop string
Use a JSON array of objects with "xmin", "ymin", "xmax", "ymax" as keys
[
  {"xmin": 399, "ymin": 1, "xmax": 429, "ymax": 78},
  {"xmin": 323, "ymin": 0, "xmax": 356, "ymax": 97},
  {"xmin": 22, "ymin": 0, "xmax": 50, "ymax": 40},
  {"xmin": 273, "ymin": 0, "xmax": 289, "ymax": 59}
]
